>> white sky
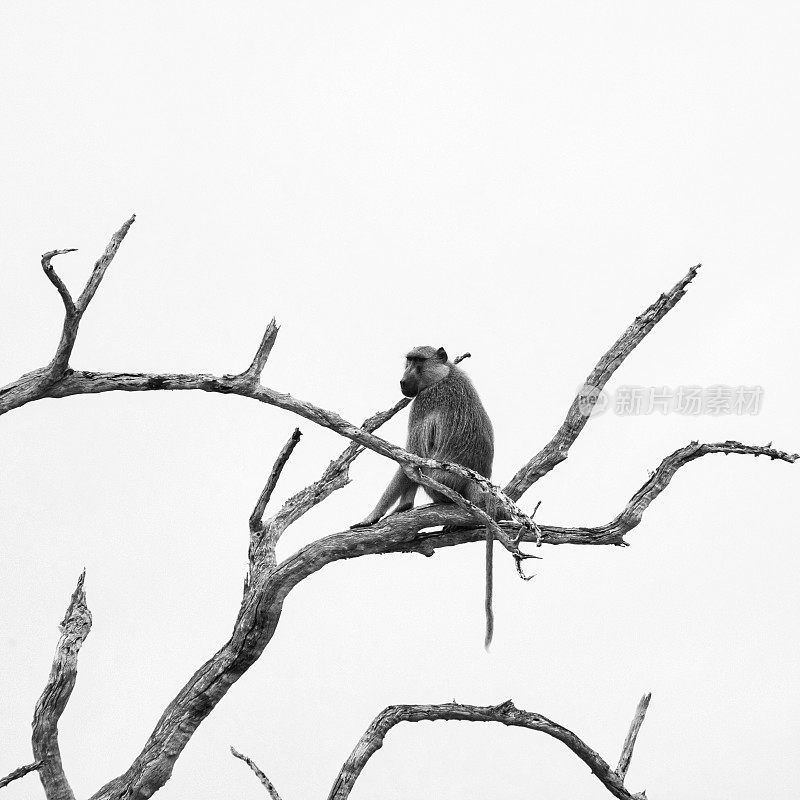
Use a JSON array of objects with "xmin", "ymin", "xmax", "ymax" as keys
[{"xmin": 1, "ymin": 3, "xmax": 798, "ymax": 799}]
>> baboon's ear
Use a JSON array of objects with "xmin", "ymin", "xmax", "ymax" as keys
[{"xmin": 436, "ymin": 347, "xmax": 448, "ymax": 362}]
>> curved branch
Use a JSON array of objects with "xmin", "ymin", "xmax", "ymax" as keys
[
  {"xmin": 326, "ymin": 700, "xmax": 647, "ymax": 800},
  {"xmin": 32, "ymin": 571, "xmax": 92, "ymax": 800},
  {"xmin": 41, "ymin": 249, "xmax": 78, "ymax": 315},
  {"xmin": 504, "ymin": 264, "xmax": 700, "ymax": 501}
]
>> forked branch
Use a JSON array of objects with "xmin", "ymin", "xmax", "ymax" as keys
[
  {"xmin": 2, "ymin": 221, "xmax": 796, "ymax": 800},
  {"xmin": 45, "ymin": 217, "xmax": 135, "ymax": 378}
]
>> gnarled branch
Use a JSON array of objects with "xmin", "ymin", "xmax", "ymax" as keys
[
  {"xmin": 326, "ymin": 699, "xmax": 649, "ymax": 800},
  {"xmin": 3, "ymin": 221, "xmax": 795, "ymax": 800},
  {"xmin": 32, "ymin": 571, "xmax": 92, "ymax": 800}
]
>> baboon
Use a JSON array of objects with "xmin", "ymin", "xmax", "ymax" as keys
[{"xmin": 352, "ymin": 345, "xmax": 499, "ymax": 647}]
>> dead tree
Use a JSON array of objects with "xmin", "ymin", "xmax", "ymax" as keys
[{"xmin": 0, "ymin": 218, "xmax": 795, "ymax": 800}]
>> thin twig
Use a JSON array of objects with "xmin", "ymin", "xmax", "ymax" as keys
[
  {"xmin": 616, "ymin": 693, "xmax": 652, "ymax": 780},
  {"xmin": 250, "ymin": 428, "xmax": 303, "ymax": 532},
  {"xmin": 230, "ymin": 747, "xmax": 283, "ymax": 800},
  {"xmin": 0, "ymin": 761, "xmax": 42, "ymax": 789}
]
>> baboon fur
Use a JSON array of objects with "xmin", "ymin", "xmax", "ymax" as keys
[{"xmin": 353, "ymin": 345, "xmax": 494, "ymax": 526}]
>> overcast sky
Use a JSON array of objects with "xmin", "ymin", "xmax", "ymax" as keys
[{"xmin": 1, "ymin": 3, "xmax": 798, "ymax": 799}]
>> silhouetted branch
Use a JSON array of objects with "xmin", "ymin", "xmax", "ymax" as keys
[
  {"xmin": 504, "ymin": 265, "xmax": 701, "ymax": 501},
  {"xmin": 230, "ymin": 747, "xmax": 283, "ymax": 800},
  {"xmin": 32, "ymin": 571, "xmax": 91, "ymax": 800},
  {"xmin": 326, "ymin": 699, "xmax": 648, "ymax": 800}
]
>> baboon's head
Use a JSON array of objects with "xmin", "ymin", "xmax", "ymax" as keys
[{"xmin": 400, "ymin": 346, "xmax": 450, "ymax": 397}]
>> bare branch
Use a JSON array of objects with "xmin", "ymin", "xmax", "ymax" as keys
[
  {"xmin": 617, "ymin": 693, "xmax": 652, "ymax": 780},
  {"xmin": 504, "ymin": 264, "xmax": 701, "ymax": 501},
  {"xmin": 243, "ymin": 318, "xmax": 280, "ymax": 382},
  {"xmin": 4, "ymin": 229, "xmax": 794, "ymax": 800},
  {"xmin": 0, "ymin": 761, "xmax": 42, "ymax": 790},
  {"xmin": 75, "ymin": 215, "xmax": 136, "ymax": 313},
  {"xmin": 0, "ymin": 367, "xmax": 518, "ymax": 524},
  {"xmin": 250, "ymin": 428, "xmax": 303, "ymax": 532},
  {"xmin": 33, "ymin": 570, "xmax": 91, "ymax": 800},
  {"xmin": 84, "ymin": 437, "xmax": 794, "ymax": 799},
  {"xmin": 90, "ymin": 399, "xmax": 413, "ymax": 800},
  {"xmin": 41, "ymin": 250, "xmax": 78, "ymax": 315},
  {"xmin": 402, "ymin": 439, "xmax": 798, "ymax": 553},
  {"xmin": 265, "ymin": 437, "xmax": 799, "ymax": 592},
  {"xmin": 591, "ymin": 440, "xmax": 798, "ymax": 545},
  {"xmin": 38, "ymin": 217, "xmax": 136, "ymax": 378},
  {"xmin": 326, "ymin": 699, "xmax": 647, "ymax": 800},
  {"xmin": 230, "ymin": 747, "xmax": 283, "ymax": 800},
  {"xmin": 267, "ymin": 398, "xmax": 412, "ymax": 537}
]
